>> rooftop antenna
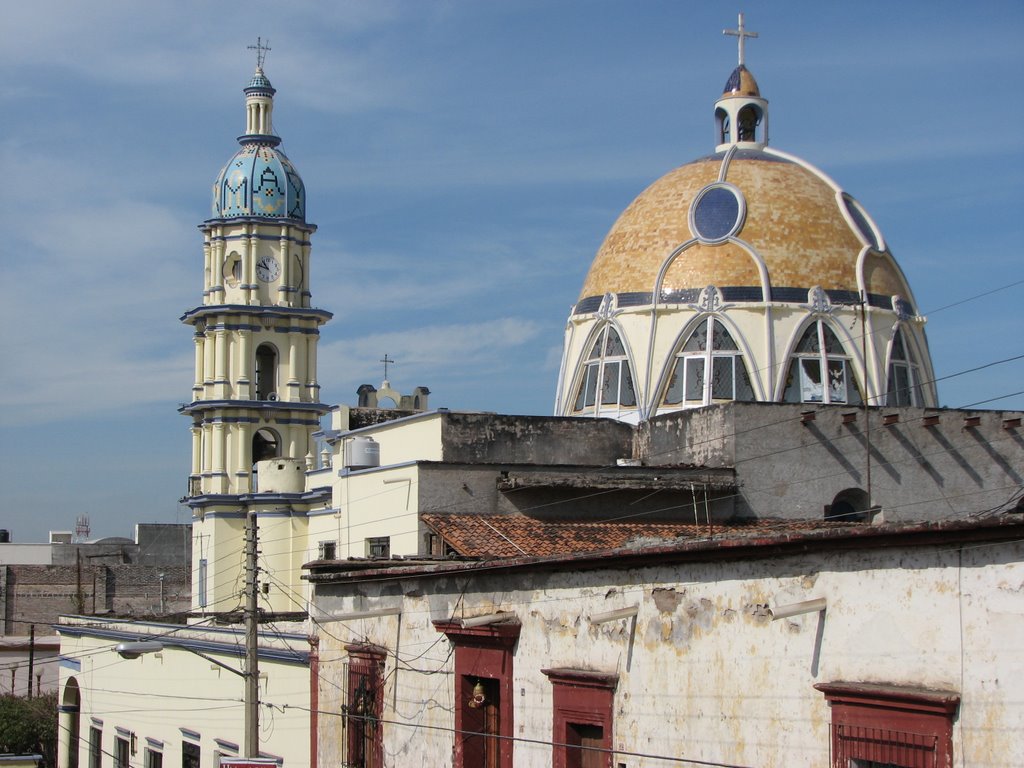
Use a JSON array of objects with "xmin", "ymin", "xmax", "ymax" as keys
[
  {"xmin": 247, "ymin": 36, "xmax": 271, "ymax": 69},
  {"xmin": 380, "ymin": 353, "xmax": 395, "ymax": 382},
  {"xmin": 723, "ymin": 12, "xmax": 758, "ymax": 67},
  {"xmin": 74, "ymin": 514, "xmax": 91, "ymax": 543}
]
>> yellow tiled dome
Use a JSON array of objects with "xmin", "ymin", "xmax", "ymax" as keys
[{"xmin": 578, "ymin": 150, "xmax": 903, "ymax": 301}]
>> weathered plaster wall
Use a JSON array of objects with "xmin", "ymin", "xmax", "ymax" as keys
[
  {"xmin": 438, "ymin": 412, "xmax": 633, "ymax": 465},
  {"xmin": 644, "ymin": 403, "xmax": 1024, "ymax": 521},
  {"xmin": 312, "ymin": 539, "xmax": 1024, "ymax": 767}
]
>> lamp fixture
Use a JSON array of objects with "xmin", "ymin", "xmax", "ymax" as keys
[{"xmin": 770, "ymin": 597, "xmax": 827, "ymax": 620}]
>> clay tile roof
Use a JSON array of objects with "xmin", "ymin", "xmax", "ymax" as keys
[{"xmin": 421, "ymin": 512, "xmax": 856, "ymax": 558}]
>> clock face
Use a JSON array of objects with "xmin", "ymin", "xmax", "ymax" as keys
[{"xmin": 256, "ymin": 256, "xmax": 281, "ymax": 282}]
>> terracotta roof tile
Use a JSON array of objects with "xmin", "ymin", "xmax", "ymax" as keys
[{"xmin": 420, "ymin": 512, "xmax": 856, "ymax": 558}]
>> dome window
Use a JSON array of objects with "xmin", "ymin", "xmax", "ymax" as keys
[
  {"xmin": 662, "ymin": 319, "xmax": 754, "ymax": 408},
  {"xmin": 885, "ymin": 328, "xmax": 924, "ymax": 407},
  {"xmin": 783, "ymin": 322, "xmax": 862, "ymax": 405},
  {"xmin": 572, "ymin": 326, "xmax": 637, "ymax": 415},
  {"xmin": 689, "ymin": 183, "xmax": 746, "ymax": 244},
  {"xmin": 842, "ymin": 194, "xmax": 884, "ymax": 251}
]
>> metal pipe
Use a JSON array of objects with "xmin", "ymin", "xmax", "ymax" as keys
[
  {"xmin": 770, "ymin": 597, "xmax": 827, "ymax": 620},
  {"xmin": 591, "ymin": 606, "xmax": 640, "ymax": 624}
]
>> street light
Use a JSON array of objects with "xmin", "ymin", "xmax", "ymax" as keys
[{"xmin": 113, "ymin": 640, "xmax": 257, "ymax": 755}]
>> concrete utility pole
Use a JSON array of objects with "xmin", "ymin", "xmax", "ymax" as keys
[
  {"xmin": 27, "ymin": 624, "xmax": 35, "ymax": 698},
  {"xmin": 244, "ymin": 510, "xmax": 261, "ymax": 757}
]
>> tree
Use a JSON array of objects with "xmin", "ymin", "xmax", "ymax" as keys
[{"xmin": 0, "ymin": 692, "xmax": 58, "ymax": 768}]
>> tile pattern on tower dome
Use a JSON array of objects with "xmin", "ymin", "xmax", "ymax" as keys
[{"xmin": 212, "ymin": 143, "xmax": 305, "ymax": 220}]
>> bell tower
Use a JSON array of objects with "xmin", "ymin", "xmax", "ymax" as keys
[{"xmin": 181, "ymin": 46, "xmax": 332, "ymax": 615}]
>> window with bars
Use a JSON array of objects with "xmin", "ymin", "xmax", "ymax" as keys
[
  {"xmin": 662, "ymin": 318, "xmax": 754, "ymax": 408},
  {"xmin": 816, "ymin": 682, "xmax": 959, "ymax": 768},
  {"xmin": 572, "ymin": 326, "xmax": 637, "ymax": 414},
  {"xmin": 343, "ymin": 645, "xmax": 386, "ymax": 768},
  {"xmin": 365, "ymin": 537, "xmax": 390, "ymax": 559},
  {"xmin": 784, "ymin": 322, "xmax": 861, "ymax": 405},
  {"xmin": 318, "ymin": 540, "xmax": 337, "ymax": 560}
]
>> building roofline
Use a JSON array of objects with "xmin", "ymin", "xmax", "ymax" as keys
[{"xmin": 305, "ymin": 514, "xmax": 1024, "ymax": 584}]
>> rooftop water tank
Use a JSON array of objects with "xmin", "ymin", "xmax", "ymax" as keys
[{"xmin": 345, "ymin": 436, "xmax": 380, "ymax": 470}]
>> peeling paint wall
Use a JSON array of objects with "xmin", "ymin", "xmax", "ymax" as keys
[
  {"xmin": 644, "ymin": 403, "xmax": 1024, "ymax": 521},
  {"xmin": 311, "ymin": 539, "xmax": 1024, "ymax": 768}
]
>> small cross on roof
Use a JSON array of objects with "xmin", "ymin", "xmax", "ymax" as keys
[
  {"xmin": 723, "ymin": 13, "xmax": 758, "ymax": 67},
  {"xmin": 248, "ymin": 37, "xmax": 271, "ymax": 69}
]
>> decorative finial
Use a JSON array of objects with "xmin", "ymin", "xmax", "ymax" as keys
[
  {"xmin": 248, "ymin": 37, "xmax": 271, "ymax": 69},
  {"xmin": 723, "ymin": 13, "xmax": 758, "ymax": 67},
  {"xmin": 380, "ymin": 354, "xmax": 395, "ymax": 381}
]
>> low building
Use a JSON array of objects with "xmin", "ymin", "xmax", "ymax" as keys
[
  {"xmin": 56, "ymin": 617, "xmax": 313, "ymax": 768},
  {"xmin": 305, "ymin": 515, "xmax": 1024, "ymax": 767}
]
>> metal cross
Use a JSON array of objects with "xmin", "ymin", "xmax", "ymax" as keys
[
  {"xmin": 380, "ymin": 354, "xmax": 395, "ymax": 380},
  {"xmin": 723, "ymin": 13, "xmax": 758, "ymax": 67},
  {"xmin": 248, "ymin": 37, "xmax": 271, "ymax": 69}
]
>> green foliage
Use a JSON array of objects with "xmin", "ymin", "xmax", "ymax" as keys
[{"xmin": 0, "ymin": 692, "xmax": 58, "ymax": 768}]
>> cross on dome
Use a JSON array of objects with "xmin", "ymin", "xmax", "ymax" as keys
[
  {"xmin": 248, "ymin": 36, "xmax": 271, "ymax": 69},
  {"xmin": 723, "ymin": 13, "xmax": 758, "ymax": 67}
]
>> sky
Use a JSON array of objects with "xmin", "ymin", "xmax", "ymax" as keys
[{"xmin": 1, "ymin": 1, "xmax": 1022, "ymax": 542}]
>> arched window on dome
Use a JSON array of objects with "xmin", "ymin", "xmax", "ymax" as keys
[
  {"xmin": 572, "ymin": 326, "xmax": 637, "ymax": 414},
  {"xmin": 662, "ymin": 319, "xmax": 754, "ymax": 408},
  {"xmin": 886, "ymin": 327, "xmax": 924, "ymax": 407},
  {"xmin": 783, "ymin": 321, "xmax": 862, "ymax": 405}
]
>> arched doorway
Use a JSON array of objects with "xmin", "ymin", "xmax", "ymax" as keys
[{"xmin": 60, "ymin": 677, "xmax": 81, "ymax": 768}]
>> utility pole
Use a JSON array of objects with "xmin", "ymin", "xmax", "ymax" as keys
[
  {"xmin": 27, "ymin": 624, "xmax": 35, "ymax": 699},
  {"xmin": 244, "ymin": 510, "xmax": 260, "ymax": 757}
]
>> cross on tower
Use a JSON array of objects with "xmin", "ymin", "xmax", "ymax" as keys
[
  {"xmin": 248, "ymin": 37, "xmax": 271, "ymax": 69},
  {"xmin": 380, "ymin": 354, "xmax": 395, "ymax": 381},
  {"xmin": 723, "ymin": 13, "xmax": 758, "ymax": 67}
]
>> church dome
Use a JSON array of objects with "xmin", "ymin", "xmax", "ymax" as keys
[
  {"xmin": 556, "ymin": 15, "xmax": 936, "ymax": 422},
  {"xmin": 210, "ymin": 67, "xmax": 306, "ymax": 221},
  {"xmin": 578, "ymin": 148, "xmax": 906, "ymax": 304}
]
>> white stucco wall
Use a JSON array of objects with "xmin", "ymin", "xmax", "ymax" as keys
[{"xmin": 311, "ymin": 537, "xmax": 1023, "ymax": 767}]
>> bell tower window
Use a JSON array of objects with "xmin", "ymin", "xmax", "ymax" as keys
[
  {"xmin": 255, "ymin": 344, "xmax": 278, "ymax": 400},
  {"xmin": 252, "ymin": 428, "xmax": 279, "ymax": 463},
  {"xmin": 716, "ymin": 107, "xmax": 731, "ymax": 144},
  {"xmin": 572, "ymin": 326, "xmax": 637, "ymax": 414},
  {"xmin": 886, "ymin": 328, "xmax": 923, "ymax": 407},
  {"xmin": 663, "ymin": 318, "xmax": 754, "ymax": 408},
  {"xmin": 783, "ymin": 322, "xmax": 861, "ymax": 405},
  {"xmin": 737, "ymin": 104, "xmax": 761, "ymax": 141}
]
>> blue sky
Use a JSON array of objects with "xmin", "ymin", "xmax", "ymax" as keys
[{"xmin": 1, "ymin": 1, "xmax": 1022, "ymax": 542}]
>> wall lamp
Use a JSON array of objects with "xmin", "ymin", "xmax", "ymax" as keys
[
  {"xmin": 114, "ymin": 641, "xmax": 245, "ymax": 678},
  {"xmin": 770, "ymin": 597, "xmax": 827, "ymax": 621},
  {"xmin": 327, "ymin": 607, "xmax": 402, "ymax": 621},
  {"xmin": 461, "ymin": 611, "xmax": 516, "ymax": 628}
]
